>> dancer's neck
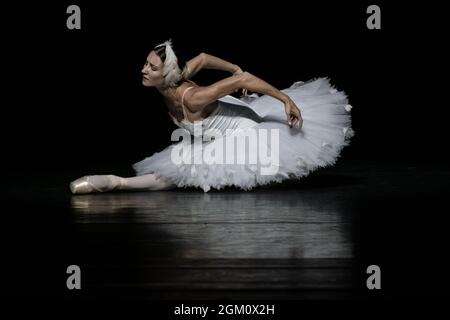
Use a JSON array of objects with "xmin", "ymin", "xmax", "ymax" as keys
[{"xmin": 157, "ymin": 85, "xmax": 177, "ymax": 98}]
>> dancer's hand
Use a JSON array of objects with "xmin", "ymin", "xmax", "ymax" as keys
[
  {"xmin": 232, "ymin": 67, "xmax": 248, "ymax": 96},
  {"xmin": 284, "ymin": 98, "xmax": 303, "ymax": 129}
]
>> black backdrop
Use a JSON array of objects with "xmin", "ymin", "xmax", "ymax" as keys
[
  {"xmin": 4, "ymin": 1, "xmax": 447, "ymax": 175},
  {"xmin": 2, "ymin": 0, "xmax": 450, "ymax": 310}
]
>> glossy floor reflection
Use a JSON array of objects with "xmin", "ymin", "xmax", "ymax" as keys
[{"xmin": 70, "ymin": 190, "xmax": 353, "ymax": 259}]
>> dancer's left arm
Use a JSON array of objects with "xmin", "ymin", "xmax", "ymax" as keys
[{"xmin": 185, "ymin": 53, "xmax": 243, "ymax": 79}]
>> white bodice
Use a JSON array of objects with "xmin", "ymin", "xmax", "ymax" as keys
[{"xmin": 171, "ymin": 95, "xmax": 261, "ymax": 137}]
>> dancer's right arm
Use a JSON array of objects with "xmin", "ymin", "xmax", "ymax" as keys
[{"xmin": 184, "ymin": 72, "xmax": 302, "ymax": 128}]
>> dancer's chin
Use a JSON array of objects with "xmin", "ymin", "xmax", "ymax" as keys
[{"xmin": 142, "ymin": 79, "xmax": 153, "ymax": 87}]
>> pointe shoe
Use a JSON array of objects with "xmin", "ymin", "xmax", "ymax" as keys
[{"xmin": 70, "ymin": 175, "xmax": 126, "ymax": 194}]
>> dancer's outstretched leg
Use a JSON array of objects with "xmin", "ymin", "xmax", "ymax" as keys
[
  {"xmin": 70, "ymin": 174, "xmax": 176, "ymax": 194},
  {"xmin": 122, "ymin": 174, "xmax": 176, "ymax": 191}
]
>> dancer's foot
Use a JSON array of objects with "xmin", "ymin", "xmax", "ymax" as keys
[{"xmin": 70, "ymin": 175, "xmax": 126, "ymax": 194}]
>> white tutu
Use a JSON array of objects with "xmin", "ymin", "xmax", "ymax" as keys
[{"xmin": 133, "ymin": 77, "xmax": 355, "ymax": 192}]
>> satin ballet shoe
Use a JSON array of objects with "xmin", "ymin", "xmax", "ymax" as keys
[{"xmin": 70, "ymin": 175, "xmax": 126, "ymax": 194}]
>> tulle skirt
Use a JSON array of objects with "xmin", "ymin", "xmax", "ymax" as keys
[{"xmin": 133, "ymin": 78, "xmax": 355, "ymax": 192}]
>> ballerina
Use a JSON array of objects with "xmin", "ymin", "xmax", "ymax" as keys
[{"xmin": 70, "ymin": 39, "xmax": 354, "ymax": 194}]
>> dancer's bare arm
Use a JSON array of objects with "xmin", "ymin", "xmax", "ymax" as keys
[
  {"xmin": 185, "ymin": 53, "xmax": 243, "ymax": 78},
  {"xmin": 184, "ymin": 72, "xmax": 302, "ymax": 128}
]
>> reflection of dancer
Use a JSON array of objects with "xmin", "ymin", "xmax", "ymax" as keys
[{"xmin": 71, "ymin": 40, "xmax": 354, "ymax": 194}]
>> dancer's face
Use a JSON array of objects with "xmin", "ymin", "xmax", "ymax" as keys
[{"xmin": 141, "ymin": 51, "xmax": 165, "ymax": 87}]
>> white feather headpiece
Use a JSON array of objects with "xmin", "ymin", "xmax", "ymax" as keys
[{"xmin": 155, "ymin": 39, "xmax": 182, "ymax": 86}]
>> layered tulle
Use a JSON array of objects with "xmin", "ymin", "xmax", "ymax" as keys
[{"xmin": 133, "ymin": 77, "xmax": 355, "ymax": 192}]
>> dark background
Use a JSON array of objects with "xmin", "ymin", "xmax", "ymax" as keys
[
  {"xmin": 2, "ymin": 0, "xmax": 449, "ymax": 309},
  {"xmin": 4, "ymin": 1, "xmax": 447, "ymax": 175}
]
